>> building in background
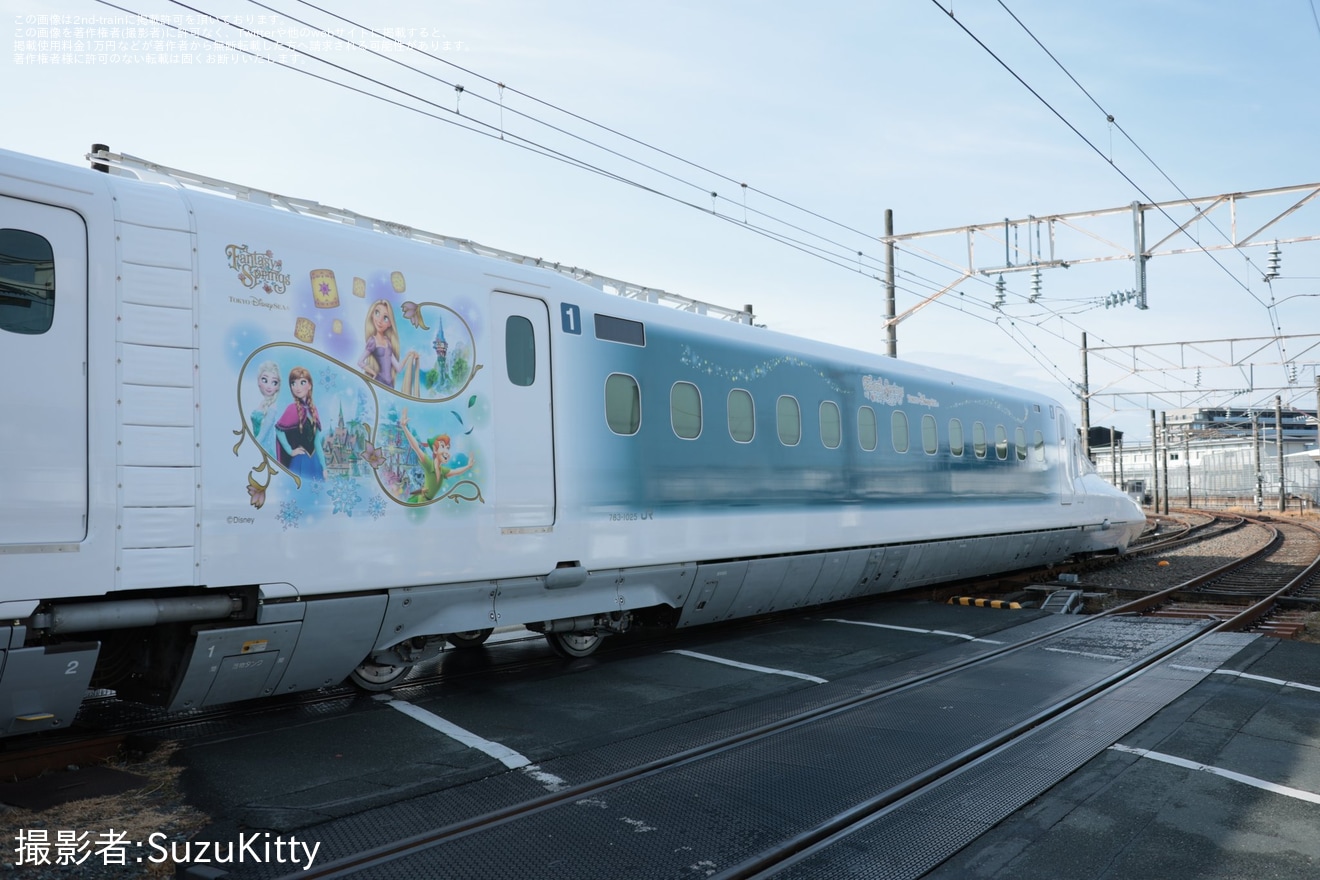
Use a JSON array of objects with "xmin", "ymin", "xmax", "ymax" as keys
[{"xmin": 1089, "ymin": 407, "xmax": 1320, "ymax": 510}]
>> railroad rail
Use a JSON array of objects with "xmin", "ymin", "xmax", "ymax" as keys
[
  {"xmin": 248, "ymin": 593, "xmax": 1263, "ymax": 880},
  {"xmin": 1132, "ymin": 517, "xmax": 1320, "ymax": 638}
]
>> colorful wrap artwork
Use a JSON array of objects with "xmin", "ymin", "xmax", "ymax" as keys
[{"xmin": 227, "ymin": 252, "xmax": 486, "ymax": 525}]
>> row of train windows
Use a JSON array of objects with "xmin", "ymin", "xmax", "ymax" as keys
[{"xmin": 605, "ymin": 373, "xmax": 1047, "ymax": 462}]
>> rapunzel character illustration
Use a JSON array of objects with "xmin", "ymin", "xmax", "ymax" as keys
[
  {"xmin": 399, "ymin": 407, "xmax": 473, "ymax": 503},
  {"xmin": 248, "ymin": 360, "xmax": 281, "ymax": 451},
  {"xmin": 358, "ymin": 299, "xmax": 417, "ymax": 389},
  {"xmin": 275, "ymin": 366, "xmax": 325, "ymax": 481}
]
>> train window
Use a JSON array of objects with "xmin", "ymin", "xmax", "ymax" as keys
[
  {"xmin": 505, "ymin": 316, "xmax": 536, "ymax": 386},
  {"xmin": 605, "ymin": 373, "xmax": 641, "ymax": 435},
  {"xmin": 891, "ymin": 410, "xmax": 909, "ymax": 453},
  {"xmin": 973, "ymin": 421, "xmax": 987, "ymax": 459},
  {"xmin": 921, "ymin": 414, "xmax": 937, "ymax": 455},
  {"xmin": 995, "ymin": 425, "xmax": 1008, "ymax": 460},
  {"xmin": 0, "ymin": 229, "xmax": 55, "ymax": 335},
  {"xmin": 777, "ymin": 396, "xmax": 801, "ymax": 446},
  {"xmin": 1015, "ymin": 426, "xmax": 1027, "ymax": 461},
  {"xmin": 728, "ymin": 389, "xmax": 755, "ymax": 443},
  {"xmin": 671, "ymin": 381, "xmax": 702, "ymax": 440},
  {"xmin": 594, "ymin": 313, "xmax": 645, "ymax": 346},
  {"xmin": 858, "ymin": 406, "xmax": 877, "ymax": 451},
  {"xmin": 820, "ymin": 401, "xmax": 841, "ymax": 449},
  {"xmin": 1034, "ymin": 430, "xmax": 1045, "ymax": 462},
  {"xmin": 949, "ymin": 418, "xmax": 964, "ymax": 457}
]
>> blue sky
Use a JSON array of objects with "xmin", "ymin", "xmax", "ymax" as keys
[{"xmin": 6, "ymin": 0, "xmax": 1319, "ymax": 440}]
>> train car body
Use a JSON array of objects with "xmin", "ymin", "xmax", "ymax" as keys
[{"xmin": 0, "ymin": 147, "xmax": 1145, "ymax": 735}]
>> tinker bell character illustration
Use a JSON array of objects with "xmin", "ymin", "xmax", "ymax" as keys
[
  {"xmin": 358, "ymin": 299, "xmax": 419, "ymax": 389},
  {"xmin": 275, "ymin": 366, "xmax": 325, "ymax": 481},
  {"xmin": 399, "ymin": 406, "xmax": 473, "ymax": 503},
  {"xmin": 249, "ymin": 360, "xmax": 280, "ymax": 451}
]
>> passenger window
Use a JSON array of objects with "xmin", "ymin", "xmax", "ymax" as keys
[
  {"xmin": 949, "ymin": 418, "xmax": 964, "ymax": 457},
  {"xmin": 892, "ymin": 410, "xmax": 909, "ymax": 453},
  {"xmin": 1034, "ymin": 430, "xmax": 1045, "ymax": 462},
  {"xmin": 973, "ymin": 421, "xmax": 987, "ymax": 459},
  {"xmin": 605, "ymin": 373, "xmax": 640, "ymax": 435},
  {"xmin": 671, "ymin": 382, "xmax": 702, "ymax": 439},
  {"xmin": 1015, "ymin": 426, "xmax": 1028, "ymax": 461},
  {"xmin": 505, "ymin": 316, "xmax": 535, "ymax": 386},
  {"xmin": 858, "ymin": 406, "xmax": 877, "ymax": 451},
  {"xmin": 995, "ymin": 425, "xmax": 1008, "ymax": 460},
  {"xmin": 0, "ymin": 229, "xmax": 56, "ymax": 335},
  {"xmin": 728, "ymin": 389, "xmax": 755, "ymax": 443},
  {"xmin": 820, "ymin": 401, "xmax": 841, "ymax": 449},
  {"xmin": 921, "ymin": 414, "xmax": 937, "ymax": 455},
  {"xmin": 777, "ymin": 396, "xmax": 801, "ymax": 446}
]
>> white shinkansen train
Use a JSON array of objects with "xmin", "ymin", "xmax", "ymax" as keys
[{"xmin": 0, "ymin": 146, "xmax": 1144, "ymax": 736}]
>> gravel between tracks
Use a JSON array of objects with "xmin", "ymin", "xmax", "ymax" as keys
[{"xmin": 1080, "ymin": 521, "xmax": 1277, "ymax": 594}]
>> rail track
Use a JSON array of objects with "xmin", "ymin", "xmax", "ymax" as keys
[
  {"xmin": 1131, "ymin": 517, "xmax": 1320, "ymax": 638},
  {"xmin": 247, "ymin": 580, "xmax": 1264, "ymax": 880},
  {"xmin": 7, "ymin": 509, "xmax": 1317, "ymax": 879},
  {"xmin": 7, "ymin": 509, "xmax": 1317, "ymax": 815}
]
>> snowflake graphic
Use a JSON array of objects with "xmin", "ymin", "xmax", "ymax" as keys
[
  {"xmin": 327, "ymin": 478, "xmax": 362, "ymax": 517},
  {"xmin": 319, "ymin": 368, "xmax": 340, "ymax": 392},
  {"xmin": 680, "ymin": 345, "xmax": 849, "ymax": 394},
  {"xmin": 277, "ymin": 499, "xmax": 303, "ymax": 530},
  {"xmin": 366, "ymin": 495, "xmax": 387, "ymax": 520}
]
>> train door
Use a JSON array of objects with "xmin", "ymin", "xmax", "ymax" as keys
[
  {"xmin": 490, "ymin": 291, "xmax": 555, "ymax": 529},
  {"xmin": 0, "ymin": 196, "xmax": 87, "ymax": 545}
]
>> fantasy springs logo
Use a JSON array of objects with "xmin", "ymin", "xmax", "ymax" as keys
[{"xmin": 226, "ymin": 244, "xmax": 292, "ymax": 294}]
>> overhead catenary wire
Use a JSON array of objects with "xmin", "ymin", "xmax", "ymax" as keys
[
  {"xmin": 94, "ymin": 0, "xmax": 932, "ymax": 298},
  {"xmin": 94, "ymin": 0, "xmax": 1043, "ymax": 326},
  {"xmin": 932, "ymin": 0, "xmax": 1313, "ymax": 419},
  {"xmin": 991, "ymin": 0, "xmax": 1293, "ymax": 367},
  {"xmin": 85, "ymin": 1, "xmax": 1309, "ymax": 418}
]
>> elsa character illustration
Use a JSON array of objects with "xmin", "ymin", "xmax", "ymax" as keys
[
  {"xmin": 275, "ymin": 366, "xmax": 325, "ymax": 481},
  {"xmin": 399, "ymin": 407, "xmax": 473, "ymax": 503},
  {"xmin": 358, "ymin": 299, "xmax": 416, "ymax": 389},
  {"xmin": 248, "ymin": 360, "xmax": 281, "ymax": 451}
]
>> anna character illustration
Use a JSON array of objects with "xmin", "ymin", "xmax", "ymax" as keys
[
  {"xmin": 275, "ymin": 366, "xmax": 325, "ymax": 481},
  {"xmin": 399, "ymin": 407, "xmax": 473, "ymax": 503},
  {"xmin": 249, "ymin": 360, "xmax": 281, "ymax": 451}
]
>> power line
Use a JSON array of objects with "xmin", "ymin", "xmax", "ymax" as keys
[
  {"xmin": 933, "ymin": 1, "xmax": 1277, "ymax": 317},
  {"xmin": 990, "ymin": 0, "xmax": 1291, "ymax": 360},
  {"xmin": 97, "ymin": 0, "xmax": 929, "ymax": 298}
]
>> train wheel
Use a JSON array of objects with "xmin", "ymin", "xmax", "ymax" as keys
[
  {"xmin": 445, "ymin": 628, "xmax": 494, "ymax": 649},
  {"xmin": 349, "ymin": 660, "xmax": 413, "ymax": 692},
  {"xmin": 545, "ymin": 631, "xmax": 602, "ymax": 658}
]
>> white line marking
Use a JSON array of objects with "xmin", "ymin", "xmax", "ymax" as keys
[
  {"xmin": 383, "ymin": 698, "xmax": 529, "ymax": 769},
  {"xmin": 1042, "ymin": 646, "xmax": 1124, "ymax": 661},
  {"xmin": 1108, "ymin": 743, "xmax": 1320, "ymax": 805},
  {"xmin": 521, "ymin": 764, "xmax": 570, "ymax": 792},
  {"xmin": 382, "ymin": 698, "xmax": 573, "ymax": 792},
  {"xmin": 1171, "ymin": 665, "xmax": 1320, "ymax": 694},
  {"xmin": 667, "ymin": 650, "xmax": 828, "ymax": 683},
  {"xmin": 824, "ymin": 619, "xmax": 1004, "ymax": 644}
]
